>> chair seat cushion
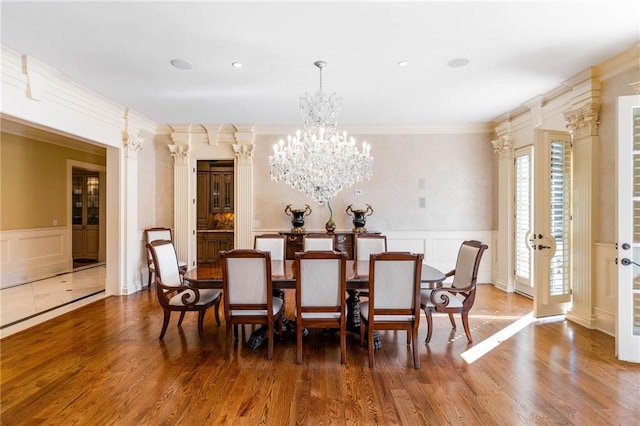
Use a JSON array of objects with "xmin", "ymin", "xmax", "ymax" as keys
[
  {"xmin": 420, "ymin": 289, "xmax": 465, "ymax": 308},
  {"xmin": 230, "ymin": 297, "xmax": 284, "ymax": 317},
  {"xmin": 169, "ymin": 289, "xmax": 221, "ymax": 306},
  {"xmin": 150, "ymin": 260, "xmax": 187, "ymax": 272},
  {"xmin": 360, "ymin": 302, "xmax": 415, "ymax": 322}
]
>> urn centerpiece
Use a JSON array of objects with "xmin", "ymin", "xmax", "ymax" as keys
[
  {"xmin": 285, "ymin": 204, "xmax": 312, "ymax": 233},
  {"xmin": 345, "ymin": 204, "xmax": 373, "ymax": 233}
]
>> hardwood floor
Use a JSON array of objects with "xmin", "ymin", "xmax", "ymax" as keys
[{"xmin": 1, "ymin": 285, "xmax": 638, "ymax": 425}]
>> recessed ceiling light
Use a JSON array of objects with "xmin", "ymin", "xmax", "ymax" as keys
[
  {"xmin": 170, "ymin": 59, "xmax": 192, "ymax": 70},
  {"xmin": 397, "ymin": 60, "xmax": 409, "ymax": 67},
  {"xmin": 232, "ymin": 62, "xmax": 243, "ymax": 68},
  {"xmin": 447, "ymin": 58, "xmax": 469, "ymax": 68}
]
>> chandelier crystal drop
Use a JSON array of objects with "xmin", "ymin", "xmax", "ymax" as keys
[{"xmin": 269, "ymin": 60, "xmax": 374, "ymax": 205}]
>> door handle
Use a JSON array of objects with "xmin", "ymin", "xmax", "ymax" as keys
[
  {"xmin": 537, "ymin": 244, "xmax": 551, "ymax": 250},
  {"xmin": 621, "ymin": 258, "xmax": 640, "ymax": 267}
]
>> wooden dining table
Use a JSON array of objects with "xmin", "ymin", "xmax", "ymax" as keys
[{"xmin": 184, "ymin": 260, "xmax": 446, "ymax": 349}]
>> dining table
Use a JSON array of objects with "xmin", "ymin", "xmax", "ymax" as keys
[{"xmin": 184, "ymin": 260, "xmax": 446, "ymax": 349}]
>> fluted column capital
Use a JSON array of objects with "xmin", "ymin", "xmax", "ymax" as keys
[
  {"xmin": 168, "ymin": 144, "xmax": 190, "ymax": 164},
  {"xmin": 491, "ymin": 134, "xmax": 514, "ymax": 160},
  {"xmin": 564, "ymin": 102, "xmax": 601, "ymax": 138},
  {"xmin": 233, "ymin": 143, "xmax": 255, "ymax": 164}
]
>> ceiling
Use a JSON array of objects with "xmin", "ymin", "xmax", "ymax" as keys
[{"xmin": 1, "ymin": 1, "xmax": 638, "ymax": 130}]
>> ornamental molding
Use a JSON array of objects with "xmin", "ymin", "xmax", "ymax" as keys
[
  {"xmin": 168, "ymin": 144, "xmax": 190, "ymax": 164},
  {"xmin": 168, "ymin": 123, "xmax": 256, "ymax": 146},
  {"xmin": 490, "ymin": 134, "xmax": 514, "ymax": 160},
  {"xmin": 232, "ymin": 143, "xmax": 255, "ymax": 162},
  {"xmin": 631, "ymin": 81, "xmax": 640, "ymax": 95},
  {"xmin": 563, "ymin": 102, "xmax": 601, "ymax": 138},
  {"xmin": 122, "ymin": 131, "xmax": 143, "ymax": 154}
]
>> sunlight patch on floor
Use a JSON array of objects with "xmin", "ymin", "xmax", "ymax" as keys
[{"xmin": 460, "ymin": 313, "xmax": 565, "ymax": 364}]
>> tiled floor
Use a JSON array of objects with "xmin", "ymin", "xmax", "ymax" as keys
[{"xmin": 0, "ymin": 264, "xmax": 106, "ymax": 338}]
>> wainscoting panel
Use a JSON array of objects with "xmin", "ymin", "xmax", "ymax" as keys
[
  {"xmin": 0, "ymin": 227, "xmax": 70, "ymax": 288},
  {"xmin": 594, "ymin": 242, "xmax": 617, "ymax": 336}
]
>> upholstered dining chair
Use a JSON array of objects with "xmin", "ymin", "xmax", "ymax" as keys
[
  {"xmin": 354, "ymin": 233, "xmax": 387, "ymax": 261},
  {"xmin": 145, "ymin": 227, "xmax": 187, "ymax": 290},
  {"xmin": 295, "ymin": 250, "xmax": 347, "ymax": 364},
  {"xmin": 146, "ymin": 239, "xmax": 221, "ymax": 341},
  {"xmin": 421, "ymin": 240, "xmax": 488, "ymax": 344},
  {"xmin": 360, "ymin": 252, "xmax": 424, "ymax": 369},
  {"xmin": 303, "ymin": 233, "xmax": 335, "ymax": 251},
  {"xmin": 354, "ymin": 233, "xmax": 387, "ymax": 299},
  {"xmin": 221, "ymin": 249, "xmax": 284, "ymax": 360},
  {"xmin": 254, "ymin": 234, "xmax": 285, "ymax": 260}
]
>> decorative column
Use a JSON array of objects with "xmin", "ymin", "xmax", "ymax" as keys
[
  {"xmin": 491, "ymin": 132, "xmax": 515, "ymax": 292},
  {"xmin": 564, "ymin": 100, "xmax": 601, "ymax": 328},
  {"xmin": 121, "ymin": 129, "xmax": 144, "ymax": 294},
  {"xmin": 233, "ymin": 143, "xmax": 255, "ymax": 249},
  {"xmin": 168, "ymin": 143, "xmax": 192, "ymax": 268}
]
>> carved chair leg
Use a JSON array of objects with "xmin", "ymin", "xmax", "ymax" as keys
[
  {"xmin": 367, "ymin": 325, "xmax": 375, "ymax": 368},
  {"xmin": 159, "ymin": 309, "xmax": 171, "ymax": 340},
  {"xmin": 296, "ymin": 320, "xmax": 303, "ymax": 364},
  {"xmin": 461, "ymin": 312, "xmax": 473, "ymax": 343},
  {"xmin": 448, "ymin": 313, "xmax": 457, "ymax": 329},
  {"xmin": 225, "ymin": 322, "xmax": 233, "ymax": 360},
  {"xmin": 340, "ymin": 320, "xmax": 347, "ymax": 364},
  {"xmin": 412, "ymin": 327, "xmax": 420, "ymax": 369},
  {"xmin": 177, "ymin": 311, "xmax": 186, "ymax": 327},
  {"xmin": 424, "ymin": 309, "xmax": 433, "ymax": 343},
  {"xmin": 267, "ymin": 322, "xmax": 274, "ymax": 360},
  {"xmin": 197, "ymin": 310, "xmax": 206, "ymax": 341},
  {"xmin": 214, "ymin": 300, "xmax": 221, "ymax": 326}
]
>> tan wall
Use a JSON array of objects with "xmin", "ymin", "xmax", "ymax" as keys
[
  {"xmin": 598, "ymin": 66, "xmax": 639, "ymax": 243},
  {"xmin": 0, "ymin": 132, "xmax": 106, "ymax": 230},
  {"xmin": 253, "ymin": 132, "xmax": 494, "ymax": 232}
]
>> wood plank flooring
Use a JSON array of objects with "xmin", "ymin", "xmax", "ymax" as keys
[{"xmin": 1, "ymin": 285, "xmax": 639, "ymax": 425}]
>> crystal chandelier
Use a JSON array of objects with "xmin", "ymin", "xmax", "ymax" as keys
[{"xmin": 269, "ymin": 60, "xmax": 374, "ymax": 205}]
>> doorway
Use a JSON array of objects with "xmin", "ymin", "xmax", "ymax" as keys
[{"xmin": 72, "ymin": 167, "xmax": 100, "ymax": 269}]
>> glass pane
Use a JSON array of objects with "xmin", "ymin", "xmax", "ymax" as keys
[
  {"xmin": 549, "ymin": 140, "xmax": 571, "ymax": 297},
  {"xmin": 211, "ymin": 173, "xmax": 220, "ymax": 209},
  {"xmin": 223, "ymin": 173, "xmax": 232, "ymax": 209},
  {"xmin": 633, "ymin": 107, "xmax": 640, "ymax": 335},
  {"xmin": 86, "ymin": 176, "xmax": 99, "ymax": 225},
  {"xmin": 515, "ymin": 153, "xmax": 531, "ymax": 281}
]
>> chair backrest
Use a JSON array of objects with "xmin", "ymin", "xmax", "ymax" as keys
[
  {"xmin": 295, "ymin": 251, "xmax": 346, "ymax": 310},
  {"xmin": 221, "ymin": 249, "xmax": 273, "ymax": 308},
  {"xmin": 303, "ymin": 233, "xmax": 335, "ymax": 251},
  {"xmin": 145, "ymin": 227, "xmax": 174, "ymax": 265},
  {"xmin": 146, "ymin": 240, "xmax": 186, "ymax": 306},
  {"xmin": 452, "ymin": 240, "xmax": 487, "ymax": 289},
  {"xmin": 368, "ymin": 252, "xmax": 423, "ymax": 313},
  {"xmin": 355, "ymin": 234, "xmax": 387, "ymax": 261},
  {"xmin": 254, "ymin": 234, "xmax": 285, "ymax": 260}
]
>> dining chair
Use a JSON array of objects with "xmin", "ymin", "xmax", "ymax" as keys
[
  {"xmin": 354, "ymin": 233, "xmax": 387, "ymax": 299},
  {"xmin": 360, "ymin": 252, "xmax": 424, "ymax": 369},
  {"xmin": 145, "ymin": 227, "xmax": 187, "ymax": 290},
  {"xmin": 354, "ymin": 233, "xmax": 387, "ymax": 261},
  {"xmin": 295, "ymin": 250, "xmax": 347, "ymax": 364},
  {"xmin": 421, "ymin": 240, "xmax": 487, "ymax": 344},
  {"xmin": 146, "ymin": 239, "xmax": 221, "ymax": 341},
  {"xmin": 254, "ymin": 234, "xmax": 285, "ymax": 260},
  {"xmin": 302, "ymin": 233, "xmax": 335, "ymax": 251},
  {"xmin": 221, "ymin": 249, "xmax": 284, "ymax": 360}
]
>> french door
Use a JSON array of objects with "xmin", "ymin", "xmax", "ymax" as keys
[
  {"xmin": 617, "ymin": 94, "xmax": 640, "ymax": 362},
  {"xmin": 532, "ymin": 130, "xmax": 573, "ymax": 317},
  {"xmin": 514, "ymin": 147, "xmax": 534, "ymax": 297}
]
